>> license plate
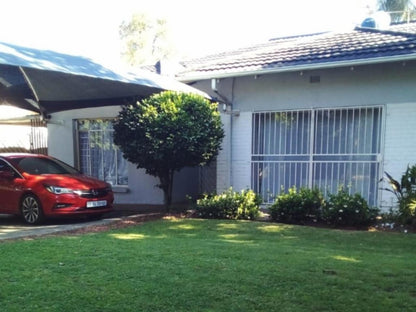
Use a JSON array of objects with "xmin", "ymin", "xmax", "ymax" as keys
[{"xmin": 86, "ymin": 200, "xmax": 107, "ymax": 208}]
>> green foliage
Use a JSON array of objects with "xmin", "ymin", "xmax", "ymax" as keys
[
  {"xmin": 269, "ymin": 187, "xmax": 378, "ymax": 227},
  {"xmin": 269, "ymin": 187, "xmax": 324, "ymax": 223},
  {"xmin": 378, "ymin": 0, "xmax": 416, "ymax": 22},
  {"xmin": 384, "ymin": 165, "xmax": 416, "ymax": 226},
  {"xmin": 113, "ymin": 91, "xmax": 224, "ymax": 209},
  {"xmin": 375, "ymin": 208, "xmax": 402, "ymax": 231},
  {"xmin": 113, "ymin": 91, "xmax": 224, "ymax": 174},
  {"xmin": 322, "ymin": 188, "xmax": 379, "ymax": 227},
  {"xmin": 196, "ymin": 188, "xmax": 262, "ymax": 220},
  {"xmin": 398, "ymin": 165, "xmax": 416, "ymax": 225},
  {"xmin": 119, "ymin": 12, "xmax": 174, "ymax": 66}
]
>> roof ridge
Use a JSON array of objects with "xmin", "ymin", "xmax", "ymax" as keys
[
  {"xmin": 355, "ymin": 25, "xmax": 416, "ymax": 37},
  {"xmin": 268, "ymin": 31, "xmax": 329, "ymax": 42},
  {"xmin": 390, "ymin": 20, "xmax": 416, "ymax": 26}
]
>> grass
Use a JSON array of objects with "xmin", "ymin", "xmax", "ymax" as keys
[{"xmin": 0, "ymin": 218, "xmax": 415, "ymax": 312}]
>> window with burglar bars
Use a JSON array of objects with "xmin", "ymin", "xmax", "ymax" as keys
[
  {"xmin": 77, "ymin": 119, "xmax": 128, "ymax": 186},
  {"xmin": 251, "ymin": 107, "xmax": 383, "ymax": 206}
]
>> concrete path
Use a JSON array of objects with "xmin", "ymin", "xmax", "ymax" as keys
[
  {"xmin": 0, "ymin": 214, "xmax": 122, "ymax": 241},
  {"xmin": 0, "ymin": 205, "xmax": 166, "ymax": 241}
]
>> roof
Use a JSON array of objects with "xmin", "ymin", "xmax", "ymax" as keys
[
  {"xmin": 0, "ymin": 41, "xmax": 203, "ymax": 90},
  {"xmin": 177, "ymin": 22, "xmax": 416, "ymax": 81},
  {"xmin": 0, "ymin": 42, "xmax": 207, "ymax": 115}
]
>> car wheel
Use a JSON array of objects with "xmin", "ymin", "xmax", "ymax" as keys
[{"xmin": 21, "ymin": 194, "xmax": 44, "ymax": 225}]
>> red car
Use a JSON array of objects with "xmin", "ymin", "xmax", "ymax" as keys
[{"xmin": 0, "ymin": 153, "xmax": 114, "ymax": 224}]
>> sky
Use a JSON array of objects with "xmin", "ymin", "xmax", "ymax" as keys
[{"xmin": 0, "ymin": 0, "xmax": 379, "ymax": 69}]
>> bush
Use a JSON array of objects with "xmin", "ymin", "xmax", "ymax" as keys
[
  {"xmin": 196, "ymin": 188, "xmax": 261, "ymax": 220},
  {"xmin": 398, "ymin": 198, "xmax": 416, "ymax": 227},
  {"xmin": 375, "ymin": 208, "xmax": 401, "ymax": 231},
  {"xmin": 269, "ymin": 187, "xmax": 324, "ymax": 223},
  {"xmin": 384, "ymin": 165, "xmax": 416, "ymax": 227},
  {"xmin": 322, "ymin": 188, "xmax": 379, "ymax": 227}
]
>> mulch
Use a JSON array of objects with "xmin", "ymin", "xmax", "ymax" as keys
[{"xmin": 8, "ymin": 209, "xmax": 414, "ymax": 243}]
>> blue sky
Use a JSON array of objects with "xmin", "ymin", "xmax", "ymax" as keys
[{"xmin": 1, "ymin": 0, "xmax": 378, "ymax": 67}]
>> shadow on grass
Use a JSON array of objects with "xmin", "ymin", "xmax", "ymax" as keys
[
  {"xmin": 2, "ymin": 217, "xmax": 415, "ymax": 312},
  {"xmin": 107, "ymin": 218, "xmax": 300, "ymax": 245}
]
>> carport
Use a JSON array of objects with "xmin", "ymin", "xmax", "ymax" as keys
[
  {"xmin": 0, "ymin": 41, "xmax": 201, "ymax": 118},
  {"xmin": 0, "ymin": 41, "xmax": 203, "ymax": 153}
]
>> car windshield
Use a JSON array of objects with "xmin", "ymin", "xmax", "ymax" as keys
[{"xmin": 13, "ymin": 157, "xmax": 80, "ymax": 175}]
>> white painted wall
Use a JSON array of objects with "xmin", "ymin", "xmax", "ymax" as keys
[
  {"xmin": 381, "ymin": 102, "xmax": 416, "ymax": 210},
  {"xmin": 190, "ymin": 60, "xmax": 416, "ymax": 210},
  {"xmin": 230, "ymin": 112, "xmax": 251, "ymax": 191},
  {"xmin": 230, "ymin": 63, "xmax": 416, "ymax": 112},
  {"xmin": 216, "ymin": 112, "xmax": 231, "ymax": 192}
]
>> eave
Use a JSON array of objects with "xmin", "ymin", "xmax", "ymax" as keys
[{"xmin": 178, "ymin": 53, "xmax": 416, "ymax": 83}]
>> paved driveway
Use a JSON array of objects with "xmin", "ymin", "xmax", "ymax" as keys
[
  {"xmin": 0, "ymin": 205, "xmax": 164, "ymax": 241},
  {"xmin": 0, "ymin": 214, "xmax": 118, "ymax": 241}
]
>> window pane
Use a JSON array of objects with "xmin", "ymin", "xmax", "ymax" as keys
[
  {"xmin": 252, "ymin": 111, "xmax": 311, "ymax": 202},
  {"xmin": 252, "ymin": 107, "xmax": 382, "ymax": 206},
  {"xmin": 78, "ymin": 119, "xmax": 128, "ymax": 186}
]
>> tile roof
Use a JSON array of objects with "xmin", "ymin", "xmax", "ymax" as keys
[{"xmin": 177, "ymin": 22, "xmax": 416, "ymax": 81}]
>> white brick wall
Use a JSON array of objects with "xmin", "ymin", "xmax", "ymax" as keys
[
  {"xmin": 381, "ymin": 102, "xmax": 416, "ymax": 210},
  {"xmin": 216, "ymin": 113, "xmax": 231, "ymax": 193},
  {"xmin": 231, "ymin": 112, "xmax": 252, "ymax": 191},
  {"xmin": 216, "ymin": 111, "xmax": 252, "ymax": 193}
]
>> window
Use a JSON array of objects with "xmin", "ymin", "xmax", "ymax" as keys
[
  {"xmin": 252, "ymin": 107, "xmax": 383, "ymax": 206},
  {"xmin": 77, "ymin": 119, "xmax": 128, "ymax": 186},
  {"xmin": 16, "ymin": 157, "xmax": 79, "ymax": 175},
  {"xmin": 0, "ymin": 159, "xmax": 14, "ymax": 173}
]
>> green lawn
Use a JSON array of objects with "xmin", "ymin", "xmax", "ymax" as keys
[{"xmin": 0, "ymin": 218, "xmax": 415, "ymax": 312}]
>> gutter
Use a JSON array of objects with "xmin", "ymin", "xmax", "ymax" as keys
[{"xmin": 178, "ymin": 54, "xmax": 416, "ymax": 82}]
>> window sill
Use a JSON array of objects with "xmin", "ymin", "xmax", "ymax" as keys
[{"xmin": 111, "ymin": 186, "xmax": 130, "ymax": 193}]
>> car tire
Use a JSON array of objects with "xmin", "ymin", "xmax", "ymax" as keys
[{"xmin": 21, "ymin": 194, "xmax": 45, "ymax": 225}]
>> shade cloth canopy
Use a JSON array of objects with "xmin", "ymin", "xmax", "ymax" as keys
[{"xmin": 0, "ymin": 41, "xmax": 202, "ymax": 116}]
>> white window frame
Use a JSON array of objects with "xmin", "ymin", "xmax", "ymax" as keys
[{"xmin": 75, "ymin": 119, "xmax": 128, "ymax": 186}]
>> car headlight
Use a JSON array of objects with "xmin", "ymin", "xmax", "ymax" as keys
[{"xmin": 44, "ymin": 185, "xmax": 78, "ymax": 195}]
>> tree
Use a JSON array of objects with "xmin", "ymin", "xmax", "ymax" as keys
[
  {"xmin": 119, "ymin": 13, "xmax": 175, "ymax": 67},
  {"xmin": 113, "ymin": 91, "xmax": 224, "ymax": 210},
  {"xmin": 378, "ymin": 0, "xmax": 416, "ymax": 22}
]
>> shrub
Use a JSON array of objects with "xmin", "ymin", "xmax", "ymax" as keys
[
  {"xmin": 196, "ymin": 188, "xmax": 261, "ymax": 220},
  {"xmin": 322, "ymin": 188, "xmax": 379, "ymax": 227},
  {"xmin": 384, "ymin": 165, "xmax": 416, "ymax": 226},
  {"xmin": 269, "ymin": 187, "xmax": 324, "ymax": 223},
  {"xmin": 375, "ymin": 208, "xmax": 401, "ymax": 231},
  {"xmin": 113, "ymin": 91, "xmax": 224, "ymax": 210}
]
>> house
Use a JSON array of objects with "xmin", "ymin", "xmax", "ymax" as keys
[
  {"xmin": 175, "ymin": 22, "xmax": 416, "ymax": 210},
  {"xmin": 3, "ymin": 21, "xmax": 416, "ymax": 211}
]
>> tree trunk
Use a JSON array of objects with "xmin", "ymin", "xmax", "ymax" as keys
[{"xmin": 159, "ymin": 169, "xmax": 175, "ymax": 212}]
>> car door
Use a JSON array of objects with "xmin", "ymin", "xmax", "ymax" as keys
[{"xmin": 0, "ymin": 159, "xmax": 24, "ymax": 213}]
